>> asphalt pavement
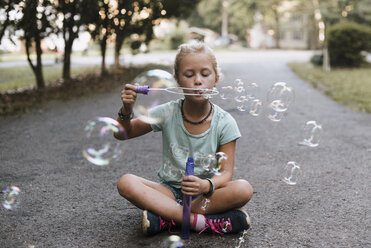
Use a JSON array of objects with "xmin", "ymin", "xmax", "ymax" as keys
[{"xmin": 1, "ymin": 50, "xmax": 370, "ymax": 248}]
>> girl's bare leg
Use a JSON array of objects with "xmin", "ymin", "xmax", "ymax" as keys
[
  {"xmin": 191, "ymin": 179, "xmax": 253, "ymax": 215},
  {"xmin": 118, "ymin": 175, "xmax": 253, "ymax": 225},
  {"xmin": 117, "ymin": 174, "xmax": 184, "ymax": 223}
]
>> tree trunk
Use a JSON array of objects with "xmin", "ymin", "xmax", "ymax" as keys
[
  {"xmin": 25, "ymin": 37, "xmax": 45, "ymax": 90},
  {"xmin": 63, "ymin": 38, "xmax": 73, "ymax": 80},
  {"xmin": 274, "ymin": 10, "xmax": 280, "ymax": 49},
  {"xmin": 100, "ymin": 35, "xmax": 108, "ymax": 76},
  {"xmin": 114, "ymin": 34, "xmax": 125, "ymax": 69},
  {"xmin": 34, "ymin": 33, "xmax": 45, "ymax": 89}
]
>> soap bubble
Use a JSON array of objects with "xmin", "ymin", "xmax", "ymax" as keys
[
  {"xmin": 282, "ymin": 161, "xmax": 301, "ymax": 185},
  {"xmin": 298, "ymin": 120, "xmax": 322, "ymax": 147},
  {"xmin": 133, "ymin": 69, "xmax": 177, "ymax": 124},
  {"xmin": 222, "ymin": 220, "xmax": 232, "ymax": 233},
  {"xmin": 201, "ymin": 198, "xmax": 210, "ymax": 211},
  {"xmin": 202, "ymin": 152, "xmax": 228, "ymax": 175},
  {"xmin": 267, "ymin": 82, "xmax": 295, "ymax": 111},
  {"xmin": 245, "ymin": 82, "xmax": 259, "ymax": 100},
  {"xmin": 267, "ymin": 100, "xmax": 286, "ymax": 122},
  {"xmin": 82, "ymin": 117, "xmax": 126, "ymax": 166},
  {"xmin": 249, "ymin": 99, "xmax": 262, "ymax": 116},
  {"xmin": 2, "ymin": 186, "xmax": 21, "ymax": 210},
  {"xmin": 234, "ymin": 85, "xmax": 246, "ymax": 103},
  {"xmin": 219, "ymin": 86, "xmax": 234, "ymax": 100},
  {"xmin": 236, "ymin": 96, "xmax": 249, "ymax": 112},
  {"xmin": 235, "ymin": 230, "xmax": 249, "ymax": 248},
  {"xmin": 163, "ymin": 235, "xmax": 184, "ymax": 248}
]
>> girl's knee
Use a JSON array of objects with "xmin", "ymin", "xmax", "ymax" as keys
[
  {"xmin": 117, "ymin": 174, "xmax": 137, "ymax": 197},
  {"xmin": 235, "ymin": 179, "xmax": 253, "ymax": 202}
]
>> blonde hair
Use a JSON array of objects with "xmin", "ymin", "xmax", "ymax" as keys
[{"xmin": 174, "ymin": 42, "xmax": 220, "ymax": 82}]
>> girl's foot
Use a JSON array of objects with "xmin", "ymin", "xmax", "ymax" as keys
[
  {"xmin": 142, "ymin": 210, "xmax": 176, "ymax": 236},
  {"xmin": 201, "ymin": 208, "xmax": 251, "ymax": 234}
]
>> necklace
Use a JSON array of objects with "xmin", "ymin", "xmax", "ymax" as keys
[{"xmin": 181, "ymin": 99, "xmax": 213, "ymax": 125}]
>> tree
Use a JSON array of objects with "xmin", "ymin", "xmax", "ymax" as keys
[
  {"xmin": 84, "ymin": 0, "xmax": 111, "ymax": 76},
  {"xmin": 17, "ymin": 0, "xmax": 54, "ymax": 89},
  {"xmin": 112, "ymin": 0, "xmax": 200, "ymax": 69},
  {"xmin": 0, "ymin": 0, "xmax": 22, "ymax": 43},
  {"xmin": 53, "ymin": 0, "xmax": 93, "ymax": 81}
]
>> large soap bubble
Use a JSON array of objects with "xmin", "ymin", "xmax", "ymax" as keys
[
  {"xmin": 133, "ymin": 69, "xmax": 177, "ymax": 124},
  {"xmin": 82, "ymin": 117, "xmax": 126, "ymax": 166},
  {"xmin": 267, "ymin": 82, "xmax": 295, "ymax": 112}
]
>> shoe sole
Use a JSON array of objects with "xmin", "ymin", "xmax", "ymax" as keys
[
  {"xmin": 236, "ymin": 208, "xmax": 251, "ymax": 229},
  {"xmin": 142, "ymin": 210, "xmax": 150, "ymax": 235}
]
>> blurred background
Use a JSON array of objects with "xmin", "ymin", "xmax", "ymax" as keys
[{"xmin": 0, "ymin": 0, "xmax": 370, "ymax": 114}]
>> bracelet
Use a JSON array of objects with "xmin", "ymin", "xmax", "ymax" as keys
[
  {"xmin": 118, "ymin": 108, "xmax": 134, "ymax": 121},
  {"xmin": 203, "ymin": 178, "xmax": 215, "ymax": 198}
]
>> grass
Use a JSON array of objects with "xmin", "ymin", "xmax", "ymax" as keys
[
  {"xmin": 287, "ymin": 62, "xmax": 371, "ymax": 113},
  {"xmin": 0, "ymin": 63, "xmax": 171, "ymax": 116},
  {"xmin": 0, "ymin": 65, "xmax": 100, "ymax": 92}
]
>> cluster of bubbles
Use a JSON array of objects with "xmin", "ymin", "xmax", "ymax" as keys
[
  {"xmin": 235, "ymin": 230, "xmax": 249, "ymax": 248},
  {"xmin": 219, "ymin": 79, "xmax": 262, "ymax": 116},
  {"xmin": 81, "ymin": 117, "xmax": 126, "ymax": 166},
  {"xmin": 219, "ymin": 80, "xmax": 295, "ymax": 122},
  {"xmin": 2, "ymin": 186, "xmax": 21, "ymax": 210},
  {"xmin": 162, "ymin": 235, "xmax": 184, "ymax": 248}
]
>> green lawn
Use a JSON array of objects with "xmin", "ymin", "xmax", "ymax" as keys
[
  {"xmin": 0, "ymin": 65, "xmax": 100, "ymax": 92},
  {"xmin": 288, "ymin": 62, "xmax": 371, "ymax": 113}
]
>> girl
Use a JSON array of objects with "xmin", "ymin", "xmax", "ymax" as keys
[{"xmin": 115, "ymin": 42, "xmax": 253, "ymax": 236}]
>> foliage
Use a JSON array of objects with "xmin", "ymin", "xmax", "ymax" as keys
[
  {"xmin": 310, "ymin": 53, "xmax": 323, "ymax": 66},
  {"xmin": 327, "ymin": 22, "xmax": 371, "ymax": 67},
  {"xmin": 288, "ymin": 62, "xmax": 371, "ymax": 113}
]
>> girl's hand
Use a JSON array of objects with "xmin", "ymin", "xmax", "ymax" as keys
[
  {"xmin": 181, "ymin": 175, "xmax": 209, "ymax": 196},
  {"xmin": 121, "ymin": 83, "xmax": 137, "ymax": 114}
]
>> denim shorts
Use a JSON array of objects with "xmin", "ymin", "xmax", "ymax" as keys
[{"xmin": 160, "ymin": 181, "xmax": 202, "ymax": 203}]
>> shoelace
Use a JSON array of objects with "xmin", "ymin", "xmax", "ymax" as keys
[
  {"xmin": 199, "ymin": 217, "xmax": 232, "ymax": 234},
  {"xmin": 159, "ymin": 216, "xmax": 177, "ymax": 234}
]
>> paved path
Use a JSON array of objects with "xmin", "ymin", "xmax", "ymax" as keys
[{"xmin": 1, "ymin": 50, "xmax": 370, "ymax": 248}]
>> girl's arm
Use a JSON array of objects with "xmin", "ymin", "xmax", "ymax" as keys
[
  {"xmin": 181, "ymin": 140, "xmax": 237, "ymax": 196},
  {"xmin": 114, "ymin": 83, "xmax": 153, "ymax": 140}
]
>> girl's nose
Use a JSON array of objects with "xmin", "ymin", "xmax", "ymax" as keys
[{"xmin": 194, "ymin": 74, "xmax": 202, "ymax": 85}]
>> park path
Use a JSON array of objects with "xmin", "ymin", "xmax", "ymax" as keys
[{"xmin": 1, "ymin": 50, "xmax": 370, "ymax": 248}]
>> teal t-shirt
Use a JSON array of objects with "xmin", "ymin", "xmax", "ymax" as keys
[{"xmin": 150, "ymin": 99, "xmax": 241, "ymax": 189}]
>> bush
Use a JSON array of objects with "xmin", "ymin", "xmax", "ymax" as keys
[
  {"xmin": 327, "ymin": 22, "xmax": 371, "ymax": 67},
  {"xmin": 310, "ymin": 53, "xmax": 323, "ymax": 66}
]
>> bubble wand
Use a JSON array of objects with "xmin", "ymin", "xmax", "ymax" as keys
[
  {"xmin": 135, "ymin": 85, "xmax": 219, "ymax": 96},
  {"xmin": 181, "ymin": 157, "xmax": 194, "ymax": 239}
]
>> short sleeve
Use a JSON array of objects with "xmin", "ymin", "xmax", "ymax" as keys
[{"xmin": 219, "ymin": 112, "xmax": 241, "ymax": 145}]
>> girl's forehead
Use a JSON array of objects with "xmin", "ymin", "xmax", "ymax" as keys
[{"xmin": 180, "ymin": 52, "xmax": 213, "ymax": 67}]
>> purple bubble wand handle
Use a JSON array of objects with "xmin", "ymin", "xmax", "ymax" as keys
[
  {"xmin": 135, "ymin": 85, "xmax": 150, "ymax": 95},
  {"xmin": 181, "ymin": 157, "xmax": 194, "ymax": 239}
]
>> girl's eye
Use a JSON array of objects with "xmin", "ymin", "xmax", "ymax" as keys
[
  {"xmin": 202, "ymin": 71, "xmax": 211, "ymax": 77},
  {"xmin": 185, "ymin": 72, "xmax": 194, "ymax": 77}
]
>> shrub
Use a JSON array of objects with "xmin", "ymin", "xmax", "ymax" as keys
[
  {"xmin": 310, "ymin": 53, "xmax": 323, "ymax": 66},
  {"xmin": 327, "ymin": 22, "xmax": 371, "ymax": 67}
]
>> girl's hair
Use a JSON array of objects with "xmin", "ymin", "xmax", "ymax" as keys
[{"xmin": 174, "ymin": 42, "xmax": 221, "ymax": 82}]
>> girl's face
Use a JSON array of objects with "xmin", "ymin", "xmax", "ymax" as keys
[{"xmin": 177, "ymin": 52, "xmax": 218, "ymax": 100}]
